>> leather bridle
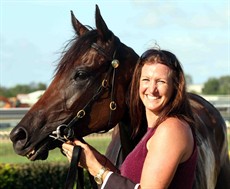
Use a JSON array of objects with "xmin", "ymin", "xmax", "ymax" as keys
[
  {"xmin": 50, "ymin": 40, "xmax": 120, "ymax": 143},
  {"xmin": 49, "ymin": 39, "xmax": 120, "ymax": 189}
]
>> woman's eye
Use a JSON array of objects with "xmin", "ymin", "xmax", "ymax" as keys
[
  {"xmin": 141, "ymin": 78, "xmax": 149, "ymax": 82},
  {"xmin": 157, "ymin": 80, "xmax": 166, "ymax": 84}
]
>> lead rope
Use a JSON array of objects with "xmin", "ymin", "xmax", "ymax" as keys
[{"xmin": 64, "ymin": 145, "xmax": 83, "ymax": 189}]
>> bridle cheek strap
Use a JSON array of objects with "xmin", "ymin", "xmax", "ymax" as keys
[
  {"xmin": 50, "ymin": 43, "xmax": 120, "ymax": 141},
  {"xmin": 108, "ymin": 62, "xmax": 118, "ymax": 128}
]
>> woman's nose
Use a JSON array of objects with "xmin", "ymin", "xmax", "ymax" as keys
[{"xmin": 148, "ymin": 81, "xmax": 157, "ymax": 93}]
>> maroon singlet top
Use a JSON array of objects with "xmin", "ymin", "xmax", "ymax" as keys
[{"xmin": 120, "ymin": 127, "xmax": 198, "ymax": 189}]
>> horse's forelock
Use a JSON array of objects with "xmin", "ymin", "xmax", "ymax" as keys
[
  {"xmin": 54, "ymin": 28, "xmax": 117, "ymax": 78},
  {"xmin": 54, "ymin": 30, "xmax": 99, "ymax": 76}
]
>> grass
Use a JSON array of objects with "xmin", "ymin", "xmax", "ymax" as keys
[
  {"xmin": 1, "ymin": 129, "xmax": 230, "ymax": 163},
  {"xmin": 0, "ymin": 135, "xmax": 111, "ymax": 164}
]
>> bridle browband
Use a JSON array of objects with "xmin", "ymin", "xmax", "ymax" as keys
[{"xmin": 49, "ymin": 39, "xmax": 120, "ymax": 143}]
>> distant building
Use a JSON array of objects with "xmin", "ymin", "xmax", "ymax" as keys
[
  {"xmin": 17, "ymin": 90, "xmax": 45, "ymax": 106},
  {"xmin": 187, "ymin": 84, "xmax": 229, "ymax": 127},
  {"xmin": 187, "ymin": 84, "xmax": 204, "ymax": 94}
]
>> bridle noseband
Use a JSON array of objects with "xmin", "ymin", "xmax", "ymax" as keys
[{"xmin": 49, "ymin": 39, "xmax": 120, "ymax": 143}]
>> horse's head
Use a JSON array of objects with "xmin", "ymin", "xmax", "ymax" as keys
[{"xmin": 10, "ymin": 5, "xmax": 139, "ymax": 161}]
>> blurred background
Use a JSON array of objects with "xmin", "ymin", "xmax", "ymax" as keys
[{"xmin": 0, "ymin": 0, "xmax": 229, "ymax": 188}]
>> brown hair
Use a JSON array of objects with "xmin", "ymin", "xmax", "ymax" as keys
[{"xmin": 129, "ymin": 49, "xmax": 195, "ymax": 137}]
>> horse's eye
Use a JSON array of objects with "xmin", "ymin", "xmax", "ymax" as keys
[{"xmin": 74, "ymin": 70, "xmax": 89, "ymax": 81}]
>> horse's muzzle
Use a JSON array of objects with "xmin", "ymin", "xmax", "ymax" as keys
[{"xmin": 10, "ymin": 126, "xmax": 29, "ymax": 155}]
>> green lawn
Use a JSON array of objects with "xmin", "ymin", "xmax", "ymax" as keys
[
  {"xmin": 0, "ymin": 136, "xmax": 111, "ymax": 163},
  {"xmin": 1, "ymin": 129, "xmax": 230, "ymax": 164}
]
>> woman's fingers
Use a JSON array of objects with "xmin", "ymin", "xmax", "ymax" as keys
[
  {"xmin": 61, "ymin": 139, "xmax": 104, "ymax": 176},
  {"xmin": 62, "ymin": 143, "xmax": 74, "ymax": 161},
  {"xmin": 62, "ymin": 140, "xmax": 87, "ymax": 163},
  {"xmin": 73, "ymin": 139, "xmax": 88, "ymax": 149},
  {"xmin": 62, "ymin": 143, "xmax": 74, "ymax": 152}
]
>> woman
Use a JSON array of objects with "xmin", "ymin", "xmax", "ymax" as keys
[{"xmin": 62, "ymin": 49, "xmax": 198, "ymax": 189}]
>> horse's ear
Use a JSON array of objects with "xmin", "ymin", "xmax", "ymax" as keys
[
  {"xmin": 95, "ymin": 5, "xmax": 111, "ymax": 41},
  {"xmin": 71, "ymin": 10, "xmax": 89, "ymax": 36}
]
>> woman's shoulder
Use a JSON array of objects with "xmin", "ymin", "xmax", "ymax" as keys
[
  {"xmin": 158, "ymin": 117, "xmax": 190, "ymax": 133},
  {"xmin": 152, "ymin": 117, "xmax": 192, "ymax": 146},
  {"xmin": 148, "ymin": 117, "xmax": 194, "ymax": 162}
]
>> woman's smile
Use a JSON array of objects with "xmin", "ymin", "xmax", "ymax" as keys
[
  {"xmin": 145, "ymin": 94, "xmax": 160, "ymax": 101},
  {"xmin": 139, "ymin": 63, "xmax": 173, "ymax": 114}
]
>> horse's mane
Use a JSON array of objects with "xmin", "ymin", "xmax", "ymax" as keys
[{"xmin": 55, "ymin": 29, "xmax": 98, "ymax": 76}]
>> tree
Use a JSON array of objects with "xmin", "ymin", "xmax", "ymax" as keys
[
  {"xmin": 36, "ymin": 83, "xmax": 46, "ymax": 90},
  {"xmin": 218, "ymin": 76, "xmax": 230, "ymax": 94},
  {"xmin": 0, "ymin": 82, "xmax": 47, "ymax": 98},
  {"xmin": 185, "ymin": 74, "xmax": 193, "ymax": 85},
  {"xmin": 202, "ymin": 76, "xmax": 230, "ymax": 95}
]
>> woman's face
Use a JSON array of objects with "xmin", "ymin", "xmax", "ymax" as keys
[{"xmin": 139, "ymin": 63, "xmax": 174, "ymax": 115}]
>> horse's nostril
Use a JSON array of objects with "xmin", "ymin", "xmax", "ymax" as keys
[{"xmin": 10, "ymin": 127, "xmax": 28, "ymax": 149}]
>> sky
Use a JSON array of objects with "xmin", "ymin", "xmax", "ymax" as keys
[{"xmin": 0, "ymin": 0, "xmax": 229, "ymax": 88}]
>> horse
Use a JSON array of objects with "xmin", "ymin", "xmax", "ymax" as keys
[{"xmin": 10, "ymin": 5, "xmax": 230, "ymax": 189}]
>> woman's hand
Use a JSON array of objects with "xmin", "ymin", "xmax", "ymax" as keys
[{"xmin": 62, "ymin": 140, "xmax": 103, "ymax": 176}]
